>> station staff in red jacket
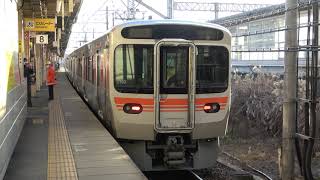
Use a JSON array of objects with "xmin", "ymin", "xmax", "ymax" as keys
[{"xmin": 47, "ymin": 63, "xmax": 56, "ymax": 100}]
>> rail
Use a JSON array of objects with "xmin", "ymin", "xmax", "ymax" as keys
[
  {"xmin": 144, "ymin": 170, "xmax": 203, "ymax": 180},
  {"xmin": 187, "ymin": 170, "xmax": 204, "ymax": 180},
  {"xmin": 222, "ymin": 151, "xmax": 274, "ymax": 180}
]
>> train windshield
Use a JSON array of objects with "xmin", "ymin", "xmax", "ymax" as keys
[
  {"xmin": 196, "ymin": 46, "xmax": 229, "ymax": 93},
  {"xmin": 114, "ymin": 44, "xmax": 154, "ymax": 93},
  {"xmin": 114, "ymin": 45, "xmax": 228, "ymax": 94}
]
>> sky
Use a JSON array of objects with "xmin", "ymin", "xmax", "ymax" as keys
[{"xmin": 65, "ymin": 0, "xmax": 285, "ymax": 54}]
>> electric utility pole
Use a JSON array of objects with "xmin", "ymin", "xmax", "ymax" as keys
[{"xmin": 282, "ymin": 0, "xmax": 298, "ymax": 179}]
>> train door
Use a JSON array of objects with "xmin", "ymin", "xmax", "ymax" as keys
[
  {"xmin": 154, "ymin": 40, "xmax": 197, "ymax": 132},
  {"xmin": 96, "ymin": 50, "xmax": 103, "ymax": 118},
  {"xmin": 97, "ymin": 49, "xmax": 107, "ymax": 119}
]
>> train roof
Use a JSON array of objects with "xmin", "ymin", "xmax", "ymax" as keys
[
  {"xmin": 67, "ymin": 20, "xmax": 231, "ymax": 57},
  {"xmin": 111, "ymin": 19, "xmax": 231, "ymax": 36}
]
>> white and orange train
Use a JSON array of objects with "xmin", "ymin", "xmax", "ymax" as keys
[{"xmin": 65, "ymin": 20, "xmax": 231, "ymax": 171}]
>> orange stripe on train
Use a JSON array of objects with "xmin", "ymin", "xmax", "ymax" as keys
[
  {"xmin": 114, "ymin": 97, "xmax": 154, "ymax": 105},
  {"xmin": 116, "ymin": 104, "xmax": 226, "ymax": 109},
  {"xmin": 195, "ymin": 97, "xmax": 228, "ymax": 104},
  {"xmin": 116, "ymin": 104, "xmax": 154, "ymax": 109},
  {"xmin": 115, "ymin": 109, "xmax": 226, "ymax": 112},
  {"xmin": 114, "ymin": 97, "xmax": 228, "ymax": 106}
]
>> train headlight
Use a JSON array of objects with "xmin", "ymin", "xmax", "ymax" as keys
[
  {"xmin": 203, "ymin": 103, "xmax": 220, "ymax": 113},
  {"xmin": 123, "ymin": 103, "xmax": 143, "ymax": 114}
]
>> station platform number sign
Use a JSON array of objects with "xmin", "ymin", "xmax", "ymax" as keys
[{"xmin": 36, "ymin": 35, "xmax": 48, "ymax": 44}]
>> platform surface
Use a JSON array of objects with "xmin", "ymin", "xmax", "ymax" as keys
[{"xmin": 5, "ymin": 72, "xmax": 146, "ymax": 180}]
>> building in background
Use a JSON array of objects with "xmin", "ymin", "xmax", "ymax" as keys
[{"xmin": 212, "ymin": 1, "xmax": 315, "ymax": 74}]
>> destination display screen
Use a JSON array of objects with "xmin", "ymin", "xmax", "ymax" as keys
[{"xmin": 121, "ymin": 25, "xmax": 224, "ymax": 40}]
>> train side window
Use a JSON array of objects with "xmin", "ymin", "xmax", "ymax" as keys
[
  {"xmin": 114, "ymin": 44, "xmax": 153, "ymax": 93},
  {"xmin": 92, "ymin": 55, "xmax": 96, "ymax": 84},
  {"xmin": 97, "ymin": 52, "xmax": 100, "ymax": 87},
  {"xmin": 83, "ymin": 57, "xmax": 86, "ymax": 80},
  {"xmin": 82, "ymin": 56, "xmax": 84, "ymax": 79},
  {"xmin": 77, "ymin": 58, "xmax": 80, "ymax": 77},
  {"xmin": 85, "ymin": 57, "xmax": 88, "ymax": 81},
  {"xmin": 88, "ymin": 56, "xmax": 92, "ymax": 82},
  {"xmin": 71, "ymin": 59, "xmax": 73, "ymax": 74},
  {"xmin": 73, "ymin": 58, "xmax": 75, "ymax": 75},
  {"xmin": 77, "ymin": 58, "xmax": 82, "ymax": 78},
  {"xmin": 99, "ymin": 50, "xmax": 105, "ymax": 88},
  {"xmin": 77, "ymin": 58, "xmax": 79, "ymax": 76}
]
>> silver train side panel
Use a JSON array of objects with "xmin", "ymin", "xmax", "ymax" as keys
[{"xmin": 0, "ymin": 83, "xmax": 27, "ymax": 179}]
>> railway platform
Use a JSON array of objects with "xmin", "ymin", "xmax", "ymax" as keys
[{"xmin": 4, "ymin": 71, "xmax": 146, "ymax": 180}]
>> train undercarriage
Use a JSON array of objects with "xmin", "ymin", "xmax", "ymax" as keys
[{"xmin": 121, "ymin": 134, "xmax": 219, "ymax": 171}]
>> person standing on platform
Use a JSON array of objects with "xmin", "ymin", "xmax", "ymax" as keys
[
  {"xmin": 24, "ymin": 58, "xmax": 34, "ymax": 106},
  {"xmin": 46, "ymin": 63, "xmax": 56, "ymax": 100}
]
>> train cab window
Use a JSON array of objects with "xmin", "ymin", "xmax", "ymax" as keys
[
  {"xmin": 196, "ymin": 46, "xmax": 229, "ymax": 93},
  {"xmin": 160, "ymin": 47, "xmax": 188, "ymax": 94},
  {"xmin": 114, "ymin": 44, "xmax": 153, "ymax": 93}
]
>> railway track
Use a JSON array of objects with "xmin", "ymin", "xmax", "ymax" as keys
[
  {"xmin": 144, "ymin": 170, "xmax": 203, "ymax": 180},
  {"xmin": 219, "ymin": 151, "xmax": 274, "ymax": 180},
  {"xmin": 188, "ymin": 170, "xmax": 204, "ymax": 180}
]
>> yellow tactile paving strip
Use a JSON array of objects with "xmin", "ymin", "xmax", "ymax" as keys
[{"xmin": 47, "ymin": 99, "xmax": 78, "ymax": 180}]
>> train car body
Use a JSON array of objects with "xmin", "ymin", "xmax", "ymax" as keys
[
  {"xmin": 0, "ymin": 1, "xmax": 27, "ymax": 178},
  {"xmin": 65, "ymin": 20, "xmax": 231, "ymax": 171}
]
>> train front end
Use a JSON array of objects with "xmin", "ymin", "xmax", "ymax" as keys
[{"xmin": 110, "ymin": 21, "xmax": 231, "ymax": 171}]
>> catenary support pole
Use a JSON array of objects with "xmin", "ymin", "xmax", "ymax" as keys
[
  {"xmin": 214, "ymin": 3, "xmax": 219, "ymax": 19},
  {"xmin": 106, "ymin": 6, "xmax": 109, "ymax": 30},
  {"xmin": 112, "ymin": 12, "xmax": 115, "ymax": 27},
  {"xmin": 282, "ymin": 0, "xmax": 298, "ymax": 179},
  {"xmin": 167, "ymin": 0, "xmax": 173, "ymax": 19}
]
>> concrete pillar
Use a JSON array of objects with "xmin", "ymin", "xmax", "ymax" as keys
[
  {"xmin": 35, "ymin": 44, "xmax": 41, "ymax": 91},
  {"xmin": 42, "ymin": 45, "xmax": 47, "ymax": 85},
  {"xmin": 282, "ymin": 0, "xmax": 298, "ymax": 179},
  {"xmin": 18, "ymin": 10, "xmax": 24, "ymax": 83}
]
